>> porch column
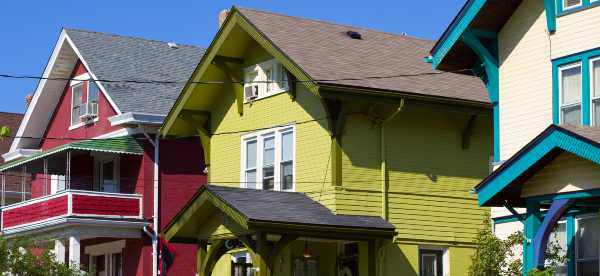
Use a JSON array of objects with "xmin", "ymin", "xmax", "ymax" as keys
[
  {"xmin": 1, "ymin": 172, "xmax": 5, "ymax": 206},
  {"xmin": 66, "ymin": 151, "xmax": 71, "ymax": 190},
  {"xmin": 523, "ymin": 200, "xmax": 541, "ymax": 274},
  {"xmin": 54, "ymin": 239, "xmax": 66, "ymax": 264},
  {"xmin": 21, "ymin": 166, "xmax": 26, "ymax": 201},
  {"xmin": 68, "ymin": 233, "xmax": 80, "ymax": 269},
  {"xmin": 254, "ymin": 231, "xmax": 271, "ymax": 276},
  {"xmin": 368, "ymin": 240, "xmax": 377, "ymax": 276}
]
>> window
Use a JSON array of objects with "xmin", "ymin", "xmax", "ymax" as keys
[
  {"xmin": 242, "ymin": 126, "xmax": 294, "ymax": 191},
  {"xmin": 292, "ymin": 257, "xmax": 318, "ymax": 276},
  {"xmin": 94, "ymin": 154, "xmax": 119, "ymax": 193},
  {"xmin": 548, "ymin": 221, "xmax": 568, "ymax": 276},
  {"xmin": 71, "ymin": 83, "xmax": 83, "ymax": 126},
  {"xmin": 563, "ymin": 0, "xmax": 582, "ymax": 10},
  {"xmin": 575, "ymin": 215, "xmax": 599, "ymax": 276},
  {"xmin": 243, "ymin": 59, "xmax": 289, "ymax": 101},
  {"xmin": 231, "ymin": 252, "xmax": 254, "ymax": 276},
  {"xmin": 559, "ymin": 63, "xmax": 582, "ymax": 125},
  {"xmin": 85, "ymin": 240, "xmax": 125, "ymax": 276},
  {"xmin": 592, "ymin": 58, "xmax": 600, "ymax": 125},
  {"xmin": 50, "ymin": 175, "xmax": 66, "ymax": 194},
  {"xmin": 419, "ymin": 249, "xmax": 444, "ymax": 276}
]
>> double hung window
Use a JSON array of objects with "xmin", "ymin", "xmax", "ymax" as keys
[
  {"xmin": 71, "ymin": 83, "xmax": 84, "ymax": 126},
  {"xmin": 559, "ymin": 63, "xmax": 583, "ymax": 125},
  {"xmin": 592, "ymin": 58, "xmax": 600, "ymax": 126},
  {"xmin": 243, "ymin": 59, "xmax": 289, "ymax": 101},
  {"xmin": 242, "ymin": 126, "xmax": 294, "ymax": 191},
  {"xmin": 575, "ymin": 215, "xmax": 599, "ymax": 276}
]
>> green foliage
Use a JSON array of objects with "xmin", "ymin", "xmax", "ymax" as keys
[
  {"xmin": 469, "ymin": 214, "xmax": 568, "ymax": 276},
  {"xmin": 0, "ymin": 237, "xmax": 85, "ymax": 275},
  {"xmin": 0, "ymin": 126, "xmax": 10, "ymax": 141}
]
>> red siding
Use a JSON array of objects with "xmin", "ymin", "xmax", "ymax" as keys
[
  {"xmin": 71, "ymin": 194, "xmax": 140, "ymax": 217},
  {"xmin": 2, "ymin": 194, "xmax": 68, "ymax": 228},
  {"xmin": 160, "ymin": 138, "xmax": 206, "ymax": 276},
  {"xmin": 41, "ymin": 61, "xmax": 121, "ymax": 150}
]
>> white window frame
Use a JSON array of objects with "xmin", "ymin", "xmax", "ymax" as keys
[
  {"xmin": 563, "ymin": 0, "xmax": 583, "ymax": 11},
  {"xmin": 85, "ymin": 240, "xmax": 125, "ymax": 276},
  {"xmin": 240, "ymin": 125, "xmax": 295, "ymax": 192},
  {"xmin": 243, "ymin": 59, "xmax": 289, "ymax": 102},
  {"xmin": 558, "ymin": 62, "xmax": 583, "ymax": 125},
  {"xmin": 70, "ymin": 82, "xmax": 85, "ymax": 129},
  {"xmin": 69, "ymin": 73, "xmax": 99, "ymax": 130},
  {"xmin": 590, "ymin": 57, "xmax": 600, "ymax": 126},
  {"xmin": 574, "ymin": 214, "xmax": 600, "ymax": 276},
  {"xmin": 418, "ymin": 245, "xmax": 449, "ymax": 276}
]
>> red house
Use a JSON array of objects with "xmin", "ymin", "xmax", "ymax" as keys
[{"xmin": 0, "ymin": 29, "xmax": 206, "ymax": 276}]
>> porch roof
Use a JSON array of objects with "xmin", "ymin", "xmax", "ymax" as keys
[
  {"xmin": 475, "ymin": 124, "xmax": 600, "ymax": 207},
  {"xmin": 0, "ymin": 136, "xmax": 144, "ymax": 172},
  {"xmin": 164, "ymin": 185, "xmax": 395, "ymax": 243}
]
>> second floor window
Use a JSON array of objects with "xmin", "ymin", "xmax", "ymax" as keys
[
  {"xmin": 593, "ymin": 58, "xmax": 600, "ymax": 126},
  {"xmin": 563, "ymin": 0, "xmax": 582, "ymax": 10},
  {"xmin": 71, "ymin": 83, "xmax": 84, "ymax": 126},
  {"xmin": 242, "ymin": 126, "xmax": 294, "ymax": 191},
  {"xmin": 243, "ymin": 59, "xmax": 289, "ymax": 102},
  {"xmin": 559, "ymin": 63, "xmax": 582, "ymax": 125}
]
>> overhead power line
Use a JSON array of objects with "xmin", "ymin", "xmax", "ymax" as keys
[{"xmin": 0, "ymin": 68, "xmax": 475, "ymax": 85}]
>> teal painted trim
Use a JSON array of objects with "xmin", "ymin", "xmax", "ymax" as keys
[
  {"xmin": 582, "ymin": 60, "xmax": 591, "ymax": 125},
  {"xmin": 553, "ymin": 65, "xmax": 560, "ymax": 124},
  {"xmin": 543, "ymin": 0, "xmax": 557, "ymax": 33},
  {"xmin": 494, "ymin": 215, "xmax": 522, "ymax": 224},
  {"xmin": 468, "ymin": 28, "xmax": 497, "ymax": 39},
  {"xmin": 461, "ymin": 28, "xmax": 500, "ymax": 161},
  {"xmin": 524, "ymin": 200, "xmax": 542, "ymax": 275},
  {"xmin": 552, "ymin": 47, "xmax": 600, "ymax": 126},
  {"xmin": 566, "ymin": 215, "xmax": 575, "ymax": 276},
  {"xmin": 477, "ymin": 128, "xmax": 600, "ymax": 206},
  {"xmin": 431, "ymin": 0, "xmax": 486, "ymax": 69},
  {"xmin": 556, "ymin": 0, "xmax": 600, "ymax": 16},
  {"xmin": 493, "ymin": 209, "xmax": 589, "ymax": 225}
]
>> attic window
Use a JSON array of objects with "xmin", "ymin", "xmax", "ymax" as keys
[
  {"xmin": 562, "ymin": 0, "xmax": 582, "ymax": 10},
  {"xmin": 346, "ymin": 31, "xmax": 362, "ymax": 40}
]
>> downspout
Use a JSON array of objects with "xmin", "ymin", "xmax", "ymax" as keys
[
  {"xmin": 141, "ymin": 129, "xmax": 159, "ymax": 276},
  {"xmin": 381, "ymin": 99, "xmax": 404, "ymax": 221}
]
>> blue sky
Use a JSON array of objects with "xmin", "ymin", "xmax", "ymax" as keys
[{"xmin": 0, "ymin": 0, "xmax": 465, "ymax": 114}]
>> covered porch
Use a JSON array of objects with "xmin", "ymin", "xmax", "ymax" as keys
[
  {"xmin": 164, "ymin": 185, "xmax": 396, "ymax": 276},
  {"xmin": 477, "ymin": 125, "xmax": 600, "ymax": 275},
  {"xmin": 0, "ymin": 137, "xmax": 148, "ymax": 268}
]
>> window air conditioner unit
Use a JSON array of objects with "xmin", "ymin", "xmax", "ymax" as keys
[
  {"xmin": 244, "ymin": 85, "xmax": 259, "ymax": 100},
  {"xmin": 79, "ymin": 102, "xmax": 98, "ymax": 123}
]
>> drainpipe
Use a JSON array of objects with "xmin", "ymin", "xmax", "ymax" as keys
[
  {"xmin": 141, "ymin": 129, "xmax": 159, "ymax": 276},
  {"xmin": 380, "ymin": 99, "xmax": 404, "ymax": 221}
]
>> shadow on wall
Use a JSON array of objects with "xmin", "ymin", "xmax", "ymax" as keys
[{"xmin": 382, "ymin": 244, "xmax": 418, "ymax": 276}]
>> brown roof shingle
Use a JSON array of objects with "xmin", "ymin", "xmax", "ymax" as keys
[
  {"xmin": 0, "ymin": 112, "xmax": 23, "ymax": 164},
  {"xmin": 237, "ymin": 7, "xmax": 490, "ymax": 104}
]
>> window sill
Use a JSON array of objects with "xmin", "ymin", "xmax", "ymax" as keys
[
  {"xmin": 68, "ymin": 117, "xmax": 99, "ymax": 130},
  {"xmin": 244, "ymin": 89, "xmax": 289, "ymax": 104}
]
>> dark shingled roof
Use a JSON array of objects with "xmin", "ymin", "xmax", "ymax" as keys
[
  {"xmin": 65, "ymin": 29, "xmax": 205, "ymax": 115},
  {"xmin": 237, "ymin": 7, "xmax": 489, "ymax": 104},
  {"xmin": 560, "ymin": 124, "xmax": 600, "ymax": 144},
  {"xmin": 207, "ymin": 185, "xmax": 395, "ymax": 231}
]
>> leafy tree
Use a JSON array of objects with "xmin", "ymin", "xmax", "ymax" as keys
[
  {"xmin": 469, "ymin": 215, "xmax": 568, "ymax": 276},
  {"xmin": 0, "ymin": 126, "xmax": 10, "ymax": 140},
  {"xmin": 0, "ymin": 237, "xmax": 85, "ymax": 275}
]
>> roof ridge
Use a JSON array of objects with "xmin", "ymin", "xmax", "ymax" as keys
[
  {"xmin": 234, "ymin": 6, "xmax": 433, "ymax": 43},
  {"xmin": 0, "ymin": 111, "xmax": 24, "ymax": 116},
  {"xmin": 63, "ymin": 27, "xmax": 205, "ymax": 50}
]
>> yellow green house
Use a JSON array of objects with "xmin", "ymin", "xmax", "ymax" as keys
[{"xmin": 161, "ymin": 7, "xmax": 493, "ymax": 276}]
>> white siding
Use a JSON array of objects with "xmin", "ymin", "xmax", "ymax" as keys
[{"xmin": 498, "ymin": 1, "xmax": 600, "ymax": 161}]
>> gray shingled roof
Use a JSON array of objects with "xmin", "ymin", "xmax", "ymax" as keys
[
  {"xmin": 65, "ymin": 29, "xmax": 205, "ymax": 115},
  {"xmin": 207, "ymin": 185, "xmax": 395, "ymax": 230},
  {"xmin": 237, "ymin": 7, "xmax": 489, "ymax": 104}
]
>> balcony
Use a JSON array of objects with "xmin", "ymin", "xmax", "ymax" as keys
[{"xmin": 1, "ymin": 190, "xmax": 142, "ymax": 235}]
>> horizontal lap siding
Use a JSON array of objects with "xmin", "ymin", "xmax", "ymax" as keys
[
  {"xmin": 522, "ymin": 152, "xmax": 600, "ymax": 197},
  {"xmin": 338, "ymin": 105, "xmax": 491, "ymax": 244},
  {"xmin": 499, "ymin": 1, "xmax": 600, "ymax": 161},
  {"xmin": 71, "ymin": 194, "xmax": 139, "ymax": 217},
  {"xmin": 3, "ymin": 194, "xmax": 68, "ymax": 228}
]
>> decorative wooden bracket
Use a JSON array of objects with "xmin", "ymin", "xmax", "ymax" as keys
[
  {"xmin": 286, "ymin": 71, "xmax": 297, "ymax": 101},
  {"xmin": 212, "ymin": 56, "xmax": 244, "ymax": 115},
  {"xmin": 198, "ymin": 239, "xmax": 227, "ymax": 276},
  {"xmin": 179, "ymin": 110, "xmax": 211, "ymax": 166},
  {"xmin": 461, "ymin": 114, "xmax": 477, "ymax": 150}
]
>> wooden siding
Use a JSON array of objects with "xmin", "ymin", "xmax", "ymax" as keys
[
  {"xmin": 337, "ymin": 104, "xmax": 491, "ymax": 245},
  {"xmin": 522, "ymin": 152, "xmax": 600, "ymax": 197},
  {"xmin": 2, "ymin": 194, "xmax": 68, "ymax": 228},
  {"xmin": 498, "ymin": 1, "xmax": 600, "ymax": 161},
  {"xmin": 71, "ymin": 194, "xmax": 139, "ymax": 217}
]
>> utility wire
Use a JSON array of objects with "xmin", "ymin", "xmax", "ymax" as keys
[{"xmin": 0, "ymin": 68, "xmax": 475, "ymax": 85}]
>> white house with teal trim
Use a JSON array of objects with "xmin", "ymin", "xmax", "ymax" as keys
[{"xmin": 430, "ymin": 0, "xmax": 600, "ymax": 275}]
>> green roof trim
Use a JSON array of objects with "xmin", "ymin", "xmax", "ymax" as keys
[{"xmin": 0, "ymin": 136, "xmax": 144, "ymax": 172}]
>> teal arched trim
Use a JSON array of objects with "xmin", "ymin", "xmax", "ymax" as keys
[{"xmin": 476, "ymin": 126, "xmax": 600, "ymax": 206}]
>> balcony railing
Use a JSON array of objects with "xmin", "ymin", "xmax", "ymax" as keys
[{"xmin": 0, "ymin": 190, "xmax": 142, "ymax": 232}]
